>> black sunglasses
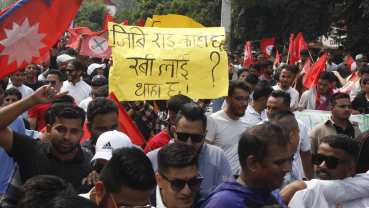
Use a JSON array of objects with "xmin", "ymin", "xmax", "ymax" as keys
[
  {"xmin": 175, "ymin": 131, "xmax": 205, "ymax": 143},
  {"xmin": 93, "ymin": 164, "xmax": 105, "ymax": 173},
  {"xmin": 65, "ymin": 69, "xmax": 77, "ymax": 73},
  {"xmin": 312, "ymin": 153, "xmax": 353, "ymax": 169},
  {"xmin": 160, "ymin": 173, "xmax": 203, "ymax": 191},
  {"xmin": 44, "ymin": 80, "xmax": 57, "ymax": 85}
]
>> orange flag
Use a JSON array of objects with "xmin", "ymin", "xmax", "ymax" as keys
[{"xmin": 303, "ymin": 53, "xmax": 327, "ymax": 89}]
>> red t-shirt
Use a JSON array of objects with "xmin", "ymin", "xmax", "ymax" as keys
[
  {"xmin": 28, "ymin": 103, "xmax": 52, "ymax": 131},
  {"xmin": 144, "ymin": 129, "xmax": 171, "ymax": 153}
]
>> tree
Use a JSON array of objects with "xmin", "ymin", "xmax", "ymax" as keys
[
  {"xmin": 131, "ymin": 0, "xmax": 221, "ymax": 27},
  {"xmin": 111, "ymin": 0, "xmax": 136, "ymax": 11},
  {"xmin": 1, "ymin": 0, "xmax": 17, "ymax": 11},
  {"xmin": 73, "ymin": 1, "xmax": 110, "ymax": 31},
  {"xmin": 232, "ymin": 0, "xmax": 339, "ymax": 47},
  {"xmin": 114, "ymin": 8, "xmax": 135, "ymax": 24}
]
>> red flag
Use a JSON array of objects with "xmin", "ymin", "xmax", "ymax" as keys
[
  {"xmin": 34, "ymin": 50, "xmax": 50, "ymax": 64},
  {"xmin": 122, "ymin": 20, "xmax": 129, "ymax": 25},
  {"xmin": 80, "ymin": 35, "xmax": 112, "ymax": 59},
  {"xmin": 0, "ymin": 0, "xmax": 82, "ymax": 79},
  {"xmin": 295, "ymin": 32, "xmax": 309, "ymax": 61},
  {"xmin": 107, "ymin": 92, "xmax": 147, "ymax": 147},
  {"xmin": 137, "ymin": 17, "xmax": 144, "ymax": 27},
  {"xmin": 274, "ymin": 50, "xmax": 280, "ymax": 66},
  {"xmin": 66, "ymin": 27, "xmax": 96, "ymax": 49},
  {"xmin": 260, "ymin": 38, "xmax": 275, "ymax": 60},
  {"xmin": 346, "ymin": 56, "xmax": 355, "ymax": 73},
  {"xmin": 303, "ymin": 53, "xmax": 327, "ymax": 89},
  {"xmin": 243, "ymin": 41, "xmax": 253, "ymax": 67},
  {"xmin": 103, "ymin": 12, "xmax": 116, "ymax": 31},
  {"xmin": 288, "ymin": 34, "xmax": 298, "ymax": 65},
  {"xmin": 80, "ymin": 93, "xmax": 147, "ymax": 147},
  {"xmin": 338, "ymin": 72, "xmax": 357, "ymax": 94},
  {"xmin": 294, "ymin": 58, "xmax": 311, "ymax": 89}
]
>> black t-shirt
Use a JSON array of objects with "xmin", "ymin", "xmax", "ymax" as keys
[
  {"xmin": 352, "ymin": 93, "xmax": 369, "ymax": 114},
  {"xmin": 7, "ymin": 131, "xmax": 93, "ymax": 190},
  {"xmin": 333, "ymin": 122, "xmax": 355, "ymax": 138},
  {"xmin": 23, "ymin": 81, "xmax": 44, "ymax": 92}
]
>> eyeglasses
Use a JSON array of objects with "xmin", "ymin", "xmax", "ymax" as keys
[
  {"xmin": 312, "ymin": 153, "xmax": 353, "ymax": 169},
  {"xmin": 233, "ymin": 96, "xmax": 249, "ymax": 103},
  {"xmin": 175, "ymin": 130, "xmax": 205, "ymax": 144},
  {"xmin": 44, "ymin": 80, "xmax": 57, "ymax": 85},
  {"xmin": 159, "ymin": 173, "xmax": 203, "ymax": 191},
  {"xmin": 258, "ymin": 56, "xmax": 265, "ymax": 59},
  {"xmin": 93, "ymin": 164, "xmax": 104, "ymax": 173},
  {"xmin": 109, "ymin": 191, "xmax": 151, "ymax": 208},
  {"xmin": 65, "ymin": 69, "xmax": 77, "ymax": 73}
]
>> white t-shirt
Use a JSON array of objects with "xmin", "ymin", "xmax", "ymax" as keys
[
  {"xmin": 294, "ymin": 119, "xmax": 310, "ymax": 178},
  {"xmin": 206, "ymin": 110, "xmax": 251, "ymax": 174},
  {"xmin": 79, "ymin": 97, "xmax": 93, "ymax": 112},
  {"xmin": 272, "ymin": 84, "xmax": 299, "ymax": 108},
  {"xmin": 244, "ymin": 105, "xmax": 267, "ymax": 127},
  {"xmin": 60, "ymin": 80, "xmax": 91, "ymax": 105}
]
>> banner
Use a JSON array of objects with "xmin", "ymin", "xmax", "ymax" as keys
[
  {"xmin": 108, "ymin": 23, "xmax": 228, "ymax": 101},
  {"xmin": 80, "ymin": 35, "xmax": 112, "ymax": 59},
  {"xmin": 294, "ymin": 110, "xmax": 369, "ymax": 134},
  {"xmin": 144, "ymin": 14, "xmax": 204, "ymax": 28}
]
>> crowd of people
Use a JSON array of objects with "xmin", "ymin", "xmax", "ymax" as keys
[{"xmin": 0, "ymin": 38, "xmax": 368, "ymax": 208}]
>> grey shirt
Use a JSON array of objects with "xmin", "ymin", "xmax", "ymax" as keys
[{"xmin": 147, "ymin": 140, "xmax": 233, "ymax": 191}]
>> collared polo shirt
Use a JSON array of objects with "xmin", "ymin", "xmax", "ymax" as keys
[
  {"xmin": 8, "ymin": 131, "xmax": 93, "ymax": 189},
  {"xmin": 244, "ymin": 105, "xmax": 267, "ymax": 127}
]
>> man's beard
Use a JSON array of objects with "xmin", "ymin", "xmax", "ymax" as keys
[
  {"xmin": 50, "ymin": 137, "xmax": 79, "ymax": 154},
  {"xmin": 68, "ymin": 74, "xmax": 78, "ymax": 82},
  {"xmin": 229, "ymin": 102, "xmax": 246, "ymax": 117},
  {"xmin": 316, "ymin": 168, "xmax": 332, "ymax": 180}
]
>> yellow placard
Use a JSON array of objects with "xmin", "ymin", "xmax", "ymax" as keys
[
  {"xmin": 144, "ymin": 14, "xmax": 204, "ymax": 28},
  {"xmin": 108, "ymin": 23, "xmax": 228, "ymax": 101}
]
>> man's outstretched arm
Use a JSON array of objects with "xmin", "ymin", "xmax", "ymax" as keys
[{"xmin": 0, "ymin": 85, "xmax": 68, "ymax": 152}]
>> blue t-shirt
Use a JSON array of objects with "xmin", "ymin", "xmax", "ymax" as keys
[{"xmin": 0, "ymin": 116, "xmax": 25, "ymax": 195}]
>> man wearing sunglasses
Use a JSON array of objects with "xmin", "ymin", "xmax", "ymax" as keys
[
  {"xmin": 202, "ymin": 122, "xmax": 289, "ymax": 207},
  {"xmin": 153, "ymin": 143, "xmax": 204, "ymax": 208},
  {"xmin": 28, "ymin": 69, "xmax": 64, "ymax": 131},
  {"xmin": 282, "ymin": 135, "xmax": 369, "ymax": 207},
  {"xmin": 147, "ymin": 103, "xmax": 232, "ymax": 191}
]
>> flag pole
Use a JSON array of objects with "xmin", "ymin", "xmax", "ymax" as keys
[
  {"xmin": 286, "ymin": 53, "xmax": 290, "ymax": 65},
  {"xmin": 308, "ymin": 51, "xmax": 315, "ymax": 64}
]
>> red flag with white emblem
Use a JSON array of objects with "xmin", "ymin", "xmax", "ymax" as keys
[
  {"xmin": 243, "ymin": 41, "xmax": 253, "ymax": 67},
  {"xmin": 260, "ymin": 38, "xmax": 275, "ymax": 60},
  {"xmin": 0, "ymin": 0, "xmax": 82, "ymax": 79},
  {"xmin": 79, "ymin": 35, "xmax": 112, "ymax": 59},
  {"xmin": 338, "ymin": 72, "xmax": 357, "ymax": 94}
]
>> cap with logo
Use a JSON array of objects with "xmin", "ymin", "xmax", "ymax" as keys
[
  {"xmin": 355, "ymin": 54, "xmax": 365, "ymax": 61},
  {"xmin": 91, "ymin": 130, "xmax": 132, "ymax": 165},
  {"xmin": 87, "ymin": 63, "xmax": 106, "ymax": 76}
]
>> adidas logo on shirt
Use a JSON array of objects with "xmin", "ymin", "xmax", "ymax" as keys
[{"xmin": 102, "ymin": 142, "xmax": 113, "ymax": 150}]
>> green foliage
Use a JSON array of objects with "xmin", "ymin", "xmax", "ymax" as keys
[
  {"xmin": 111, "ymin": 0, "xmax": 136, "ymax": 11},
  {"xmin": 232, "ymin": 0, "xmax": 338, "ymax": 46},
  {"xmin": 132, "ymin": 0, "xmax": 221, "ymax": 27},
  {"xmin": 74, "ymin": 1, "xmax": 110, "ymax": 31},
  {"xmin": 114, "ymin": 8, "xmax": 135, "ymax": 24},
  {"xmin": 1, "ymin": 0, "xmax": 17, "ymax": 10}
]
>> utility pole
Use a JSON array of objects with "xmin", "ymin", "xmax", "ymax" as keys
[{"xmin": 221, "ymin": 0, "xmax": 231, "ymax": 49}]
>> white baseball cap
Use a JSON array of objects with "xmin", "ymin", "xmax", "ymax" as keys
[
  {"xmin": 56, "ymin": 54, "xmax": 75, "ymax": 65},
  {"xmin": 87, "ymin": 63, "xmax": 106, "ymax": 76},
  {"xmin": 91, "ymin": 130, "xmax": 132, "ymax": 165}
]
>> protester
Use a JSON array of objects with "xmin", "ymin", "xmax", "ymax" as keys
[
  {"xmin": 0, "ymin": 79, "xmax": 25, "ymax": 201},
  {"xmin": 350, "ymin": 64, "xmax": 369, "ymax": 101},
  {"xmin": 201, "ymin": 122, "xmax": 289, "ymax": 207},
  {"xmin": 81, "ymin": 97, "xmax": 120, "ymax": 155},
  {"xmin": 78, "ymin": 77, "xmax": 108, "ymax": 112},
  {"xmin": 295, "ymin": 73, "xmax": 308, "ymax": 100},
  {"xmin": 23, "ymin": 63, "xmax": 44, "ymax": 91},
  {"xmin": 266, "ymin": 91, "xmax": 314, "ymax": 179},
  {"xmin": 295, "ymin": 49, "xmax": 310, "ymax": 69},
  {"xmin": 309, "ymin": 93, "xmax": 361, "ymax": 154},
  {"xmin": 273, "ymin": 65, "xmax": 299, "ymax": 110},
  {"xmin": 327, "ymin": 51, "xmax": 337, "ymax": 72},
  {"xmin": 257, "ymin": 52, "xmax": 266, "ymax": 64},
  {"xmin": 237, "ymin": 67, "xmax": 249, "ymax": 81},
  {"xmin": 28, "ymin": 69, "xmax": 64, "ymax": 131},
  {"xmin": 249, "ymin": 63, "xmax": 262, "ymax": 76},
  {"xmin": 47, "ymin": 195, "xmax": 99, "ymax": 208},
  {"xmin": 252, "ymin": 51, "xmax": 258, "ymax": 63},
  {"xmin": 298, "ymin": 71, "xmax": 336, "ymax": 110},
  {"xmin": 17, "ymin": 175, "xmax": 76, "ymax": 208},
  {"xmin": 4, "ymin": 88, "xmax": 30, "ymax": 129},
  {"xmin": 269, "ymin": 110, "xmax": 301, "ymax": 191},
  {"xmin": 7, "ymin": 69, "xmax": 34, "ymax": 119},
  {"xmin": 336, "ymin": 52, "xmax": 352, "ymax": 79},
  {"xmin": 206, "ymin": 80, "xmax": 251, "ymax": 174},
  {"xmin": 355, "ymin": 130, "xmax": 369, "ymax": 174},
  {"xmin": 245, "ymin": 84, "xmax": 273, "ymax": 126},
  {"xmin": 282, "ymin": 135, "xmax": 369, "ymax": 207},
  {"xmin": 81, "ymin": 147, "xmax": 156, "ymax": 207},
  {"xmin": 152, "ymin": 143, "xmax": 204, "ymax": 208},
  {"xmin": 147, "ymin": 103, "xmax": 232, "ymax": 191},
  {"xmin": 352, "ymin": 76, "xmax": 369, "ymax": 114},
  {"xmin": 259, "ymin": 60, "xmax": 275, "ymax": 86},
  {"xmin": 60, "ymin": 60, "xmax": 91, "ymax": 105},
  {"xmin": 245, "ymin": 72, "xmax": 259, "ymax": 96}
]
